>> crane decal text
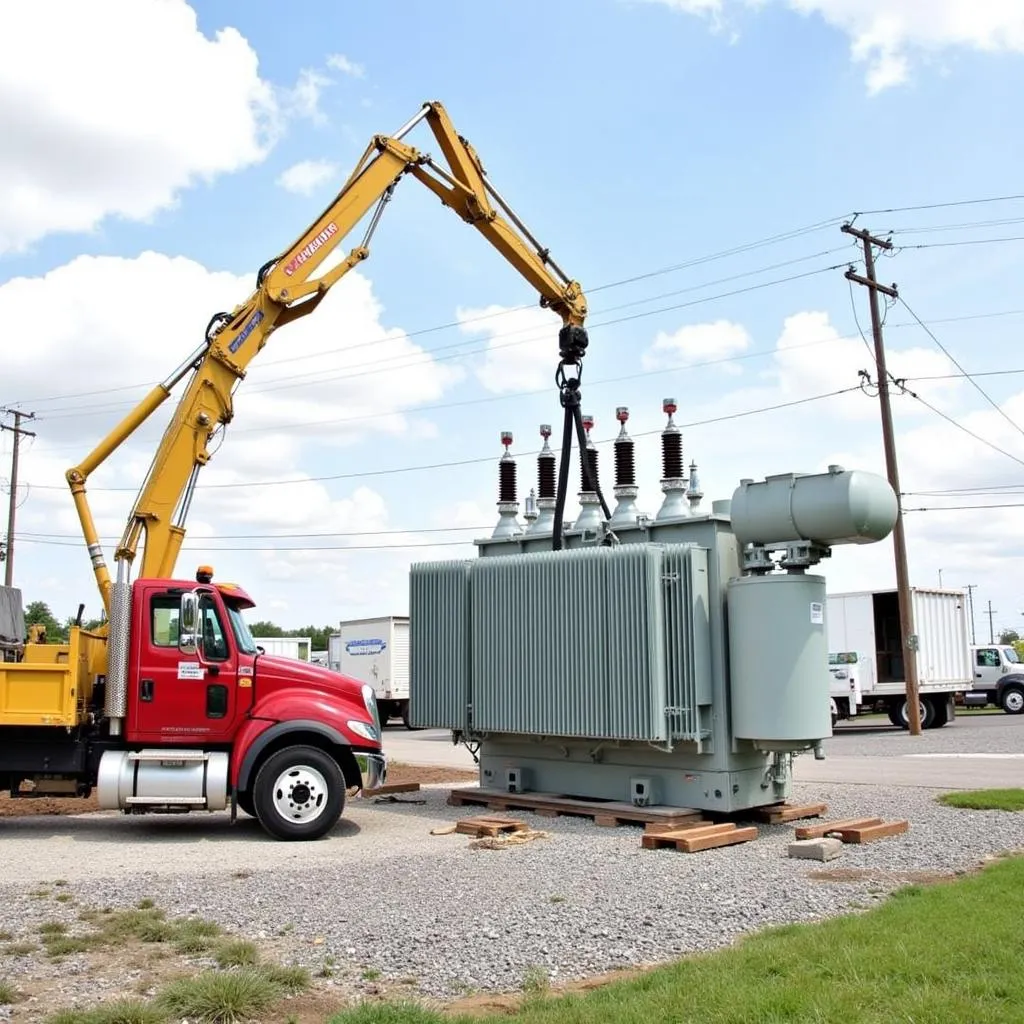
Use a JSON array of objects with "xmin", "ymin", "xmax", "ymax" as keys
[
  {"xmin": 283, "ymin": 222, "xmax": 339, "ymax": 276},
  {"xmin": 228, "ymin": 310, "xmax": 264, "ymax": 354}
]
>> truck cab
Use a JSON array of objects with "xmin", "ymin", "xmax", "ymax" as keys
[
  {"xmin": 828, "ymin": 650, "xmax": 874, "ymax": 725},
  {"xmin": 965, "ymin": 645, "xmax": 1024, "ymax": 714}
]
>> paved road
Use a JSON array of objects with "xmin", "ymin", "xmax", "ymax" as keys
[{"xmin": 383, "ymin": 712, "xmax": 1024, "ymax": 790}]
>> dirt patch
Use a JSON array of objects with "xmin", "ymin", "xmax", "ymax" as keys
[
  {"xmin": 387, "ymin": 762, "xmax": 478, "ymax": 787},
  {"xmin": 444, "ymin": 967, "xmax": 651, "ymax": 1017},
  {"xmin": 806, "ymin": 866, "xmax": 960, "ymax": 885},
  {"xmin": 0, "ymin": 793, "xmax": 100, "ymax": 818}
]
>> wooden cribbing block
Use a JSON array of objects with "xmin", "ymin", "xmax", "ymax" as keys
[
  {"xmin": 365, "ymin": 782, "xmax": 421, "ymax": 797},
  {"xmin": 753, "ymin": 802, "xmax": 828, "ymax": 824},
  {"xmin": 641, "ymin": 822, "xmax": 758, "ymax": 853},
  {"xmin": 644, "ymin": 819, "xmax": 709, "ymax": 836},
  {"xmin": 834, "ymin": 820, "xmax": 910, "ymax": 844},
  {"xmin": 795, "ymin": 817, "xmax": 883, "ymax": 840},
  {"xmin": 454, "ymin": 816, "xmax": 529, "ymax": 838}
]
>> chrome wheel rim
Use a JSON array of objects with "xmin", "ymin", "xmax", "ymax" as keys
[{"xmin": 272, "ymin": 765, "xmax": 328, "ymax": 824}]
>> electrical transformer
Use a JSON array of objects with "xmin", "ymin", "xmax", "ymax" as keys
[{"xmin": 409, "ymin": 402, "xmax": 897, "ymax": 813}]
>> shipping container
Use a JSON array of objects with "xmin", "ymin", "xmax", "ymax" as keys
[
  {"xmin": 337, "ymin": 617, "xmax": 412, "ymax": 727},
  {"xmin": 826, "ymin": 587, "xmax": 971, "ymax": 729}
]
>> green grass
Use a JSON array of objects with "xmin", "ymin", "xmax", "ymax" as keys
[
  {"xmin": 47, "ymin": 999, "xmax": 167, "ymax": 1024},
  {"xmin": 939, "ymin": 788, "xmax": 1024, "ymax": 812},
  {"xmin": 0, "ymin": 980, "xmax": 17, "ymax": 1004},
  {"xmin": 328, "ymin": 855, "xmax": 1024, "ymax": 1024},
  {"xmin": 44, "ymin": 936, "xmax": 99, "ymax": 958},
  {"xmin": 3, "ymin": 941, "xmax": 36, "ymax": 956},
  {"xmin": 38, "ymin": 921, "xmax": 68, "ymax": 936},
  {"xmin": 262, "ymin": 964, "xmax": 312, "ymax": 993},
  {"xmin": 155, "ymin": 969, "xmax": 283, "ymax": 1024},
  {"xmin": 213, "ymin": 939, "xmax": 259, "ymax": 968}
]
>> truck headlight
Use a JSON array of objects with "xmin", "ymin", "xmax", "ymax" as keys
[
  {"xmin": 361, "ymin": 684, "xmax": 381, "ymax": 734},
  {"xmin": 347, "ymin": 719, "xmax": 379, "ymax": 742}
]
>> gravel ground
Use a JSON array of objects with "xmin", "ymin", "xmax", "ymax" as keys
[{"xmin": 1, "ymin": 778, "xmax": 1023, "ymax": 1010}]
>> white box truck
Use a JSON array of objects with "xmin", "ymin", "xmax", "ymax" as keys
[
  {"xmin": 963, "ymin": 643, "xmax": 1024, "ymax": 714},
  {"xmin": 252, "ymin": 636, "xmax": 312, "ymax": 661},
  {"xmin": 337, "ymin": 617, "xmax": 413, "ymax": 728},
  {"xmin": 827, "ymin": 588, "xmax": 972, "ymax": 729}
]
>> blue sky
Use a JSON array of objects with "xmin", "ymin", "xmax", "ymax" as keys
[{"xmin": 3, "ymin": 0, "xmax": 1024, "ymax": 643}]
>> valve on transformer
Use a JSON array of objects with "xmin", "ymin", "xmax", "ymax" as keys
[{"xmin": 657, "ymin": 398, "xmax": 690, "ymax": 520}]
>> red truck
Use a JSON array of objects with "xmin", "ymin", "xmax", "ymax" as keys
[{"xmin": 1, "ymin": 101, "xmax": 584, "ymax": 841}]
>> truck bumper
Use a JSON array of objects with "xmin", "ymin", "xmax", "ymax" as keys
[{"xmin": 356, "ymin": 751, "xmax": 387, "ymax": 791}]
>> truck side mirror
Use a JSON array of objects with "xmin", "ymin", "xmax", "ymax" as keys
[{"xmin": 178, "ymin": 591, "xmax": 200, "ymax": 656}]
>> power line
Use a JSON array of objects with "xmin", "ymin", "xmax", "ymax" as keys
[
  {"xmin": 14, "ymin": 536, "xmax": 476, "ymax": 552},
  {"xmin": 30, "ymin": 259, "xmax": 850, "ymax": 421},
  {"xmin": 899, "ymin": 388, "xmax": 1024, "ymax": 472},
  {"xmin": 23, "ymin": 384, "xmax": 864, "ymax": 492},
  {"xmin": 854, "ymin": 193, "xmax": 1024, "ymax": 216},
  {"xmin": 904, "ymin": 502, "xmax": 1024, "ymax": 513},
  {"xmin": 898, "ymin": 295, "xmax": 1024, "ymax": 443},
  {"xmin": 6, "ymin": 220, "xmax": 849, "ymax": 409}
]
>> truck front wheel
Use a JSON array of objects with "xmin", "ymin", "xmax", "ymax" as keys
[
  {"xmin": 252, "ymin": 745, "xmax": 345, "ymax": 841},
  {"xmin": 1000, "ymin": 685, "xmax": 1024, "ymax": 715}
]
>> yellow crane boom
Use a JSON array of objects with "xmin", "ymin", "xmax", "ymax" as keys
[{"xmin": 65, "ymin": 101, "xmax": 588, "ymax": 615}]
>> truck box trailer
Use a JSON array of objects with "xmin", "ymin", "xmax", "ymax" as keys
[
  {"xmin": 337, "ymin": 617, "xmax": 412, "ymax": 727},
  {"xmin": 827, "ymin": 587, "xmax": 972, "ymax": 729},
  {"xmin": 251, "ymin": 637, "xmax": 311, "ymax": 662}
]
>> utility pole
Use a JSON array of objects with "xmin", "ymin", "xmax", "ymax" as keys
[
  {"xmin": 985, "ymin": 601, "xmax": 997, "ymax": 645},
  {"xmin": 842, "ymin": 223, "xmax": 922, "ymax": 735},
  {"xmin": 1, "ymin": 409, "xmax": 36, "ymax": 588},
  {"xmin": 964, "ymin": 584, "xmax": 977, "ymax": 645}
]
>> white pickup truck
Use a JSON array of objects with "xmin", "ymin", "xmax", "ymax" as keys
[{"xmin": 963, "ymin": 644, "xmax": 1024, "ymax": 714}]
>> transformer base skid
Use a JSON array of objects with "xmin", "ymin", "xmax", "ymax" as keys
[{"xmin": 477, "ymin": 741, "xmax": 791, "ymax": 815}]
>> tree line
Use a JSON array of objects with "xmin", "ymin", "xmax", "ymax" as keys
[{"xmin": 23, "ymin": 601, "xmax": 336, "ymax": 651}]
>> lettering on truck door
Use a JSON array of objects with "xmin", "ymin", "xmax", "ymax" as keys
[{"xmin": 127, "ymin": 590, "xmax": 238, "ymax": 743}]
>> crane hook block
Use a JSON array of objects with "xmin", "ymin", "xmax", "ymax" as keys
[{"xmin": 558, "ymin": 325, "xmax": 589, "ymax": 364}]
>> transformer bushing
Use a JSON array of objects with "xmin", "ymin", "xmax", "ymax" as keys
[
  {"xmin": 526, "ymin": 424, "xmax": 557, "ymax": 535},
  {"xmin": 609, "ymin": 405, "xmax": 643, "ymax": 529},
  {"xmin": 491, "ymin": 430, "xmax": 522, "ymax": 539},
  {"xmin": 656, "ymin": 397, "xmax": 690, "ymax": 520},
  {"xmin": 687, "ymin": 460, "xmax": 704, "ymax": 515},
  {"xmin": 573, "ymin": 413, "xmax": 604, "ymax": 534}
]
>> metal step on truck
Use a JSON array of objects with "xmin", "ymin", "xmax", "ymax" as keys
[{"xmin": 827, "ymin": 587, "xmax": 973, "ymax": 729}]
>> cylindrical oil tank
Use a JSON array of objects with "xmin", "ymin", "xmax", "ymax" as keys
[
  {"xmin": 730, "ymin": 466, "xmax": 897, "ymax": 547},
  {"xmin": 728, "ymin": 572, "xmax": 832, "ymax": 747}
]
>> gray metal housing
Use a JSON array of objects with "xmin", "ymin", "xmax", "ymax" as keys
[{"xmin": 409, "ymin": 465, "xmax": 895, "ymax": 814}]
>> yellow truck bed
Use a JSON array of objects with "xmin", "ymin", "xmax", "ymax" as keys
[{"xmin": 0, "ymin": 628, "xmax": 99, "ymax": 727}]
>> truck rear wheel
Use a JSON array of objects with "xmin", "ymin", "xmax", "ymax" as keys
[
  {"xmin": 252, "ymin": 745, "xmax": 345, "ymax": 841},
  {"xmin": 893, "ymin": 697, "xmax": 935, "ymax": 730}
]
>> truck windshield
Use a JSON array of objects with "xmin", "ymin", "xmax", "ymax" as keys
[
  {"xmin": 1004, "ymin": 647, "xmax": 1020, "ymax": 664},
  {"xmin": 225, "ymin": 603, "xmax": 258, "ymax": 655}
]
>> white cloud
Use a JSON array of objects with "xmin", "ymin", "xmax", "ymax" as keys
[
  {"xmin": 456, "ymin": 304, "xmax": 565, "ymax": 393},
  {"xmin": 284, "ymin": 68, "xmax": 332, "ymax": 125},
  {"xmin": 326, "ymin": 54, "xmax": 366, "ymax": 78},
  {"xmin": 639, "ymin": 0, "xmax": 1024, "ymax": 92},
  {"xmin": 0, "ymin": 252, "xmax": 462, "ymax": 452},
  {"xmin": 642, "ymin": 319, "xmax": 751, "ymax": 373},
  {"xmin": 0, "ymin": 0, "xmax": 280, "ymax": 254},
  {"xmin": 276, "ymin": 159, "xmax": 339, "ymax": 196}
]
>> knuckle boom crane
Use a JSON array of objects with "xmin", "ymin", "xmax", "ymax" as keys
[{"xmin": 0, "ymin": 102, "xmax": 589, "ymax": 842}]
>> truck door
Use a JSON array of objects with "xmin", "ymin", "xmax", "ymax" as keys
[
  {"xmin": 974, "ymin": 647, "xmax": 1002, "ymax": 690},
  {"xmin": 127, "ymin": 589, "xmax": 240, "ymax": 745}
]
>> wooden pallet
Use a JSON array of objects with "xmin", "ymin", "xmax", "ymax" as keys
[
  {"xmin": 364, "ymin": 782, "xmax": 422, "ymax": 797},
  {"xmin": 454, "ymin": 815, "xmax": 530, "ymax": 838},
  {"xmin": 641, "ymin": 821, "xmax": 759, "ymax": 853},
  {"xmin": 795, "ymin": 817, "xmax": 909, "ymax": 844},
  {"xmin": 752, "ymin": 802, "xmax": 828, "ymax": 824},
  {"xmin": 447, "ymin": 787, "xmax": 702, "ymax": 829}
]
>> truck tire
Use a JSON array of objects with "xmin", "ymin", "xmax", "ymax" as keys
[
  {"xmin": 926, "ymin": 695, "xmax": 949, "ymax": 729},
  {"xmin": 1000, "ymin": 685, "xmax": 1024, "ymax": 715},
  {"xmin": 895, "ymin": 697, "xmax": 935, "ymax": 730},
  {"xmin": 400, "ymin": 699, "xmax": 423, "ymax": 731},
  {"xmin": 252, "ymin": 745, "xmax": 345, "ymax": 841}
]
